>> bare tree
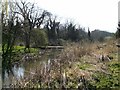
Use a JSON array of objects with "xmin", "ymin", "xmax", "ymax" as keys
[
  {"xmin": 44, "ymin": 16, "xmax": 60, "ymax": 45},
  {"xmin": 15, "ymin": 0, "xmax": 49, "ymax": 52}
]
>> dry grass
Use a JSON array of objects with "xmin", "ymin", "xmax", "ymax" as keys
[{"xmin": 6, "ymin": 39, "xmax": 119, "ymax": 88}]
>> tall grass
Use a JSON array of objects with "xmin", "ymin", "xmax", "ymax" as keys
[{"xmin": 4, "ymin": 39, "xmax": 119, "ymax": 89}]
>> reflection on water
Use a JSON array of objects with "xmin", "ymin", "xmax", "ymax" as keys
[
  {"xmin": 13, "ymin": 65, "xmax": 24, "ymax": 79},
  {"xmin": 0, "ymin": 74, "xmax": 1, "ymax": 89},
  {"xmin": 3, "ymin": 65, "xmax": 25, "ymax": 88},
  {"xmin": 3, "ymin": 49, "xmax": 61, "ymax": 87}
]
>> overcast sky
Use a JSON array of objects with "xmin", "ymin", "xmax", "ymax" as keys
[{"xmin": 29, "ymin": 0, "xmax": 119, "ymax": 33}]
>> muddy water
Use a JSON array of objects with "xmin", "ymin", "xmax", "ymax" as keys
[{"xmin": 3, "ymin": 49, "xmax": 62, "ymax": 88}]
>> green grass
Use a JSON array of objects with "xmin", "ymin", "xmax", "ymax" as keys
[
  {"xmin": 77, "ymin": 63, "xmax": 92, "ymax": 70},
  {"xmin": 10, "ymin": 46, "xmax": 39, "ymax": 62},
  {"xmin": 14, "ymin": 45, "xmax": 25, "ymax": 49},
  {"xmin": 108, "ymin": 61, "xmax": 120, "ymax": 79},
  {"xmin": 91, "ymin": 61, "xmax": 120, "ymax": 89},
  {"xmin": 29, "ymin": 48, "xmax": 39, "ymax": 53},
  {"xmin": 13, "ymin": 46, "xmax": 39, "ymax": 53}
]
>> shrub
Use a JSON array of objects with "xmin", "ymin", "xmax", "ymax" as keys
[
  {"xmin": 31, "ymin": 29, "xmax": 48, "ymax": 47},
  {"xmin": 58, "ymin": 39, "xmax": 66, "ymax": 45}
]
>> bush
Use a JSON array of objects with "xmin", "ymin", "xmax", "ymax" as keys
[
  {"xmin": 31, "ymin": 29, "xmax": 48, "ymax": 47},
  {"xmin": 58, "ymin": 39, "xmax": 66, "ymax": 45}
]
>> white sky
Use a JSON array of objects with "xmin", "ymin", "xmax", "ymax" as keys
[{"xmin": 29, "ymin": 0, "xmax": 119, "ymax": 32}]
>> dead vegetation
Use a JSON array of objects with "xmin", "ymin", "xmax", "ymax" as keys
[{"xmin": 3, "ymin": 39, "xmax": 119, "ymax": 89}]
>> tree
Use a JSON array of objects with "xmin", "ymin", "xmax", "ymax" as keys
[
  {"xmin": 66, "ymin": 22, "xmax": 80, "ymax": 41},
  {"xmin": 78, "ymin": 27, "xmax": 88, "ymax": 41},
  {"xmin": 88, "ymin": 28, "xmax": 91, "ymax": 39},
  {"xmin": 116, "ymin": 21, "xmax": 120, "ymax": 38},
  {"xmin": 44, "ymin": 16, "xmax": 60, "ymax": 45},
  {"xmin": 88, "ymin": 27, "xmax": 91, "ymax": 40},
  {"xmin": 15, "ymin": 1, "xmax": 49, "ymax": 52},
  {"xmin": 56, "ymin": 21, "xmax": 87, "ymax": 42},
  {"xmin": 2, "ymin": 1, "xmax": 20, "ymax": 79},
  {"xmin": 31, "ymin": 28, "xmax": 48, "ymax": 47}
]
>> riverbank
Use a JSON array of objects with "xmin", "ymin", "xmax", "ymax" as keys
[{"xmin": 2, "ymin": 39, "xmax": 120, "ymax": 89}]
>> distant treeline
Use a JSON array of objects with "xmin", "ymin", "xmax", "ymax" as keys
[{"xmin": 2, "ymin": 1, "xmax": 115, "ymax": 49}]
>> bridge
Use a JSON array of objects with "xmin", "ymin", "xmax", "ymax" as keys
[{"xmin": 35, "ymin": 46, "xmax": 64, "ymax": 49}]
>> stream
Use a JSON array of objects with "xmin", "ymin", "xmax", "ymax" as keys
[{"xmin": 2, "ymin": 49, "xmax": 62, "ymax": 88}]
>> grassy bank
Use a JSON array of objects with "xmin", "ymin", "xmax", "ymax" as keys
[{"xmin": 3, "ymin": 39, "xmax": 120, "ymax": 89}]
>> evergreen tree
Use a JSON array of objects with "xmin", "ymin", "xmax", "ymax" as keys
[{"xmin": 88, "ymin": 28, "xmax": 91, "ymax": 41}]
